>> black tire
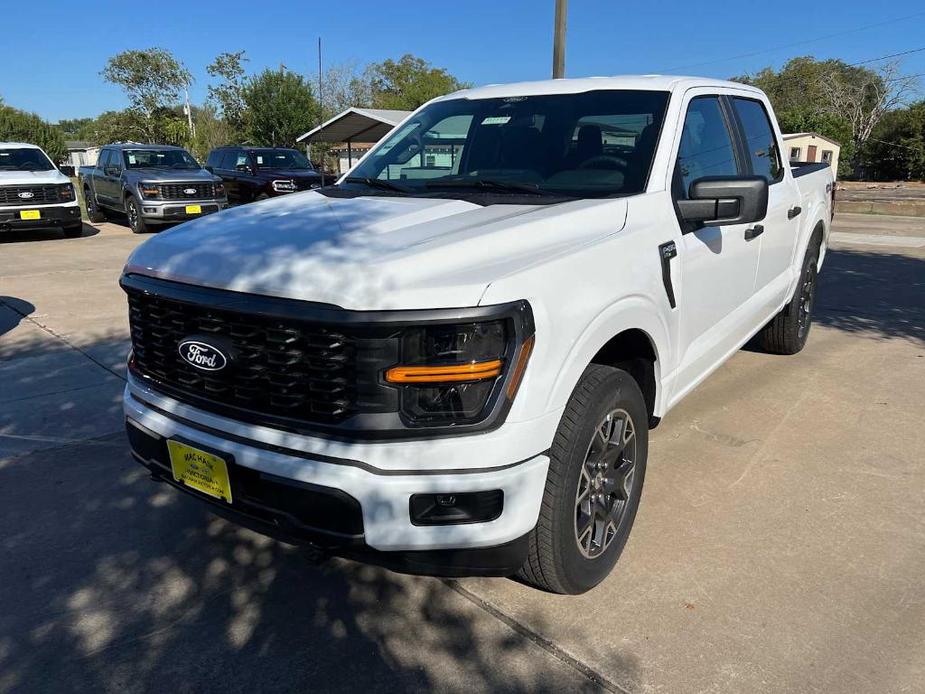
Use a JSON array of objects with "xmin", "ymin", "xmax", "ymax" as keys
[
  {"xmin": 125, "ymin": 196, "xmax": 149, "ymax": 234},
  {"xmin": 519, "ymin": 364, "xmax": 648, "ymax": 594},
  {"xmin": 62, "ymin": 224, "xmax": 83, "ymax": 239},
  {"xmin": 84, "ymin": 189, "xmax": 106, "ymax": 223},
  {"xmin": 757, "ymin": 243, "xmax": 819, "ymax": 355}
]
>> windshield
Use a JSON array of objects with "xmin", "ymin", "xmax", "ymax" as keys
[
  {"xmin": 345, "ymin": 89, "xmax": 670, "ymax": 199},
  {"xmin": 123, "ymin": 149, "xmax": 200, "ymax": 170},
  {"xmin": 252, "ymin": 149, "xmax": 313, "ymax": 170},
  {"xmin": 0, "ymin": 148, "xmax": 55, "ymax": 172}
]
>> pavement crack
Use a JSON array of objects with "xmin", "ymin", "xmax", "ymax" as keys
[{"xmin": 443, "ymin": 579, "xmax": 630, "ymax": 693}]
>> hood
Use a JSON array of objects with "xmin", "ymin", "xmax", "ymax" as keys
[
  {"xmin": 0, "ymin": 169, "xmax": 70, "ymax": 185},
  {"xmin": 125, "ymin": 191, "xmax": 627, "ymax": 310},
  {"xmin": 259, "ymin": 168, "xmax": 322, "ymax": 180},
  {"xmin": 126, "ymin": 168, "xmax": 219, "ymax": 183}
]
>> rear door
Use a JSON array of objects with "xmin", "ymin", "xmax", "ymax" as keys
[
  {"xmin": 668, "ymin": 91, "xmax": 762, "ymax": 398},
  {"xmin": 728, "ymin": 96, "xmax": 802, "ymax": 305}
]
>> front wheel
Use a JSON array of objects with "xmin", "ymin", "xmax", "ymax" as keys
[
  {"xmin": 519, "ymin": 364, "xmax": 648, "ymax": 594},
  {"xmin": 84, "ymin": 189, "xmax": 106, "ymax": 223},
  {"xmin": 125, "ymin": 196, "xmax": 149, "ymax": 234}
]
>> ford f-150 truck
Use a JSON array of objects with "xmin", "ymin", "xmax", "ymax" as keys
[
  {"xmin": 0, "ymin": 142, "xmax": 82, "ymax": 237},
  {"xmin": 79, "ymin": 143, "xmax": 228, "ymax": 233},
  {"xmin": 121, "ymin": 76, "xmax": 834, "ymax": 593}
]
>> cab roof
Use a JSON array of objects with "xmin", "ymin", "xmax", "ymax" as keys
[
  {"xmin": 0, "ymin": 142, "xmax": 42, "ymax": 149},
  {"xmin": 436, "ymin": 75, "xmax": 763, "ymax": 102}
]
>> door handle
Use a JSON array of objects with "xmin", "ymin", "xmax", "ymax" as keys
[
  {"xmin": 744, "ymin": 224, "xmax": 764, "ymax": 241},
  {"xmin": 788, "ymin": 206, "xmax": 802, "ymax": 219}
]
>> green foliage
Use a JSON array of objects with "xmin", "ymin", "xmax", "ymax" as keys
[
  {"xmin": 365, "ymin": 54, "xmax": 469, "ymax": 110},
  {"xmin": 101, "ymin": 48, "xmax": 192, "ymax": 142},
  {"xmin": 243, "ymin": 68, "xmax": 319, "ymax": 147},
  {"xmin": 861, "ymin": 102, "xmax": 925, "ymax": 180},
  {"xmin": 90, "ymin": 109, "xmax": 146, "ymax": 145},
  {"xmin": 56, "ymin": 117, "xmax": 97, "ymax": 141},
  {"xmin": 207, "ymin": 51, "xmax": 249, "ymax": 141},
  {"xmin": 0, "ymin": 104, "xmax": 67, "ymax": 162}
]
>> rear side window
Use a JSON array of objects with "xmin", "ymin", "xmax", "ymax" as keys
[
  {"xmin": 675, "ymin": 96, "xmax": 741, "ymax": 197},
  {"xmin": 731, "ymin": 98, "xmax": 782, "ymax": 183},
  {"xmin": 97, "ymin": 150, "xmax": 111, "ymax": 169},
  {"xmin": 219, "ymin": 151, "xmax": 238, "ymax": 169},
  {"xmin": 207, "ymin": 150, "xmax": 223, "ymax": 168}
]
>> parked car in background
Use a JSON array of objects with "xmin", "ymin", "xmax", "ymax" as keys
[
  {"xmin": 79, "ymin": 144, "xmax": 228, "ymax": 233},
  {"xmin": 206, "ymin": 146, "xmax": 324, "ymax": 204},
  {"xmin": 121, "ymin": 76, "xmax": 834, "ymax": 593},
  {"xmin": 0, "ymin": 142, "xmax": 82, "ymax": 238}
]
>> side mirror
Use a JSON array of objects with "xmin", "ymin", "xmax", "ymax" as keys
[
  {"xmin": 236, "ymin": 164, "xmax": 251, "ymax": 173},
  {"xmin": 204, "ymin": 165, "xmax": 213, "ymax": 173},
  {"xmin": 677, "ymin": 176, "xmax": 768, "ymax": 228}
]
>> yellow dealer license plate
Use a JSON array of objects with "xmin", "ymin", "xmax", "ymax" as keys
[
  {"xmin": 167, "ymin": 440, "xmax": 232, "ymax": 503},
  {"xmin": 20, "ymin": 210, "xmax": 41, "ymax": 220},
  {"xmin": 185, "ymin": 205, "xmax": 202, "ymax": 215}
]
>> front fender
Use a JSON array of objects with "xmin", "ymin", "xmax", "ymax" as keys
[{"xmin": 545, "ymin": 294, "xmax": 672, "ymax": 416}]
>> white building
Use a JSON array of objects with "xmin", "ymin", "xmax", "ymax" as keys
[{"xmin": 782, "ymin": 133, "xmax": 840, "ymax": 176}]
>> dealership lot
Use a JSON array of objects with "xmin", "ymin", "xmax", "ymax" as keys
[{"xmin": 1, "ymin": 215, "xmax": 923, "ymax": 693}]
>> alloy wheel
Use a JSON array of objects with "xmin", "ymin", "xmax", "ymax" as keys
[{"xmin": 574, "ymin": 408, "xmax": 637, "ymax": 559}]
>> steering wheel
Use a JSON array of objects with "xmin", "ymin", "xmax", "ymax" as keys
[{"xmin": 578, "ymin": 155, "xmax": 628, "ymax": 171}]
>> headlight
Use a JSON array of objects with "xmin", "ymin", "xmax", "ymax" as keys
[
  {"xmin": 214, "ymin": 182, "xmax": 226, "ymax": 197},
  {"xmin": 272, "ymin": 179, "xmax": 297, "ymax": 193},
  {"xmin": 384, "ymin": 316, "xmax": 534, "ymax": 427},
  {"xmin": 139, "ymin": 183, "xmax": 160, "ymax": 199},
  {"xmin": 58, "ymin": 183, "xmax": 76, "ymax": 201}
]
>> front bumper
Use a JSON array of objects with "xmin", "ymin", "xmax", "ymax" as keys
[
  {"xmin": 137, "ymin": 199, "xmax": 229, "ymax": 223},
  {"xmin": 0, "ymin": 202, "xmax": 81, "ymax": 231},
  {"xmin": 124, "ymin": 383, "xmax": 553, "ymax": 576}
]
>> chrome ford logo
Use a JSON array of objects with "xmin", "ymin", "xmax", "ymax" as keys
[
  {"xmin": 18, "ymin": 191, "xmax": 34, "ymax": 199},
  {"xmin": 183, "ymin": 187, "xmax": 197, "ymax": 195},
  {"xmin": 178, "ymin": 340, "xmax": 227, "ymax": 371}
]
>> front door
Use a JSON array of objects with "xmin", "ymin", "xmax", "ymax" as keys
[
  {"xmin": 668, "ymin": 93, "xmax": 762, "ymax": 403},
  {"xmin": 806, "ymin": 145, "xmax": 817, "ymax": 162}
]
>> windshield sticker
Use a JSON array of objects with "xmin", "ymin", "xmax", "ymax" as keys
[
  {"xmin": 481, "ymin": 116, "xmax": 511, "ymax": 125},
  {"xmin": 127, "ymin": 154, "xmax": 136, "ymax": 164},
  {"xmin": 256, "ymin": 156, "xmax": 264, "ymax": 164}
]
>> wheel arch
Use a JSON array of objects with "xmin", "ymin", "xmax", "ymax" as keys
[{"xmin": 545, "ymin": 297, "xmax": 669, "ymax": 424}]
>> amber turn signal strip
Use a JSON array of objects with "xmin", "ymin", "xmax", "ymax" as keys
[{"xmin": 385, "ymin": 359, "xmax": 504, "ymax": 384}]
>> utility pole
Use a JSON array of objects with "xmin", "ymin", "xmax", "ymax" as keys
[
  {"xmin": 552, "ymin": 0, "xmax": 567, "ymax": 79},
  {"xmin": 317, "ymin": 36, "xmax": 325, "ymax": 184}
]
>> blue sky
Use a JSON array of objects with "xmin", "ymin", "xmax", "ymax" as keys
[{"xmin": 3, "ymin": 0, "xmax": 924, "ymax": 122}]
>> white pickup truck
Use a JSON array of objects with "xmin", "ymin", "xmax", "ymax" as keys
[
  {"xmin": 122, "ymin": 76, "xmax": 834, "ymax": 593},
  {"xmin": 0, "ymin": 142, "xmax": 82, "ymax": 237}
]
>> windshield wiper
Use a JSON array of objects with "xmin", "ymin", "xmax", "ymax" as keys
[
  {"xmin": 343, "ymin": 176, "xmax": 411, "ymax": 193},
  {"xmin": 424, "ymin": 178, "xmax": 561, "ymax": 196}
]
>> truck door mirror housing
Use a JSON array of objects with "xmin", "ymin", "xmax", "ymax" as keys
[
  {"xmin": 677, "ymin": 176, "xmax": 768, "ymax": 228},
  {"xmin": 204, "ymin": 165, "xmax": 213, "ymax": 173},
  {"xmin": 236, "ymin": 164, "xmax": 252, "ymax": 174}
]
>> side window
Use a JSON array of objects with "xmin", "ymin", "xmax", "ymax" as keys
[
  {"xmin": 789, "ymin": 146, "xmax": 801, "ymax": 161},
  {"xmin": 234, "ymin": 151, "xmax": 251, "ymax": 170},
  {"xmin": 821, "ymin": 150, "xmax": 833, "ymax": 164},
  {"xmin": 219, "ymin": 151, "xmax": 237, "ymax": 170},
  {"xmin": 207, "ymin": 150, "xmax": 222, "ymax": 168},
  {"xmin": 97, "ymin": 150, "xmax": 110, "ymax": 169},
  {"xmin": 675, "ymin": 96, "xmax": 741, "ymax": 197},
  {"xmin": 108, "ymin": 150, "xmax": 124, "ymax": 172},
  {"xmin": 731, "ymin": 97, "xmax": 782, "ymax": 183}
]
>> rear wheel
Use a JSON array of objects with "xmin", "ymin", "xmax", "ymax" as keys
[
  {"xmin": 84, "ymin": 189, "xmax": 106, "ymax": 223},
  {"xmin": 125, "ymin": 196, "xmax": 149, "ymax": 234},
  {"xmin": 758, "ymin": 244, "xmax": 819, "ymax": 355},
  {"xmin": 519, "ymin": 364, "xmax": 648, "ymax": 594}
]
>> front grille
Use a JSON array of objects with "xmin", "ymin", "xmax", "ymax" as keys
[
  {"xmin": 157, "ymin": 183, "xmax": 218, "ymax": 200},
  {"xmin": 0, "ymin": 184, "xmax": 64, "ymax": 205},
  {"xmin": 126, "ymin": 288, "xmax": 359, "ymax": 426}
]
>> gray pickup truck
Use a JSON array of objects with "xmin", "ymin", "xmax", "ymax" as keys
[{"xmin": 79, "ymin": 143, "xmax": 228, "ymax": 233}]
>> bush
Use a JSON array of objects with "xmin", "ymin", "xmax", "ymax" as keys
[{"xmin": 0, "ymin": 105, "xmax": 67, "ymax": 162}]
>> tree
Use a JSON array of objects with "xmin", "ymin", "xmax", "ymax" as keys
[
  {"xmin": 364, "ymin": 54, "xmax": 468, "ymax": 111},
  {"xmin": 101, "ymin": 48, "xmax": 192, "ymax": 143},
  {"xmin": 207, "ymin": 50, "xmax": 249, "ymax": 140},
  {"xmin": 0, "ymin": 105, "xmax": 67, "ymax": 162},
  {"xmin": 861, "ymin": 102, "xmax": 925, "ymax": 181},
  {"xmin": 734, "ymin": 56, "xmax": 920, "ymax": 175},
  {"xmin": 242, "ymin": 68, "xmax": 318, "ymax": 147},
  {"xmin": 90, "ymin": 109, "xmax": 147, "ymax": 145},
  {"xmin": 56, "ymin": 117, "xmax": 97, "ymax": 141}
]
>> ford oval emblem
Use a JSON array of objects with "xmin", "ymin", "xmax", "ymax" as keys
[
  {"xmin": 18, "ymin": 191, "xmax": 34, "ymax": 199},
  {"xmin": 184, "ymin": 187, "xmax": 197, "ymax": 195},
  {"xmin": 178, "ymin": 339, "xmax": 228, "ymax": 371}
]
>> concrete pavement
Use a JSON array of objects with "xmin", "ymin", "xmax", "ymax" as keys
[{"xmin": 1, "ymin": 216, "xmax": 923, "ymax": 693}]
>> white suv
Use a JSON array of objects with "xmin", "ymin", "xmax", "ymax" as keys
[
  {"xmin": 121, "ymin": 76, "xmax": 833, "ymax": 593},
  {"xmin": 0, "ymin": 143, "xmax": 82, "ymax": 237}
]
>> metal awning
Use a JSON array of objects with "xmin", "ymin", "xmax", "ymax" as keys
[{"xmin": 296, "ymin": 108, "xmax": 411, "ymax": 144}]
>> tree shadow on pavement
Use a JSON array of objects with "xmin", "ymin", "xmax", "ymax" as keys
[{"xmin": 812, "ymin": 248, "xmax": 925, "ymax": 344}]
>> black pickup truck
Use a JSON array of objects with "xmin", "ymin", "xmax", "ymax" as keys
[
  {"xmin": 205, "ymin": 146, "xmax": 324, "ymax": 204},
  {"xmin": 79, "ymin": 144, "xmax": 228, "ymax": 233}
]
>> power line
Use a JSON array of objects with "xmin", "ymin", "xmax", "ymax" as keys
[
  {"xmin": 850, "ymin": 47, "xmax": 925, "ymax": 66},
  {"xmin": 661, "ymin": 10, "xmax": 925, "ymax": 72}
]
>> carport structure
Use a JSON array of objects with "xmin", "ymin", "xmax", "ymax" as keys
[{"xmin": 297, "ymin": 107, "xmax": 411, "ymax": 169}]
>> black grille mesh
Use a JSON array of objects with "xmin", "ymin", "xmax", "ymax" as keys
[
  {"xmin": 0, "ymin": 184, "xmax": 64, "ymax": 205},
  {"xmin": 127, "ymin": 289, "xmax": 358, "ymax": 425},
  {"xmin": 157, "ymin": 183, "xmax": 218, "ymax": 200}
]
